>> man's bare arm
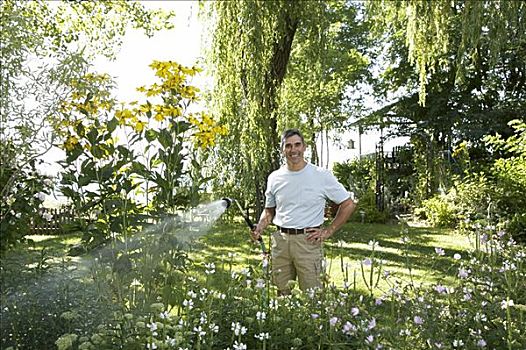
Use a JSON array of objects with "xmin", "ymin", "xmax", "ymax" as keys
[
  {"xmin": 307, "ymin": 198, "xmax": 356, "ymax": 242},
  {"xmin": 251, "ymin": 207, "xmax": 276, "ymax": 241}
]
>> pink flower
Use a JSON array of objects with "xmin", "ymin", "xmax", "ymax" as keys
[{"xmin": 413, "ymin": 316, "xmax": 424, "ymax": 325}]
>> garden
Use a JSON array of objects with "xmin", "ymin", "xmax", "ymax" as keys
[{"xmin": 1, "ymin": 1, "xmax": 525, "ymax": 349}]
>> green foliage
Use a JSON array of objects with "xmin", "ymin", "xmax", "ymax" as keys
[
  {"xmin": 0, "ymin": 141, "xmax": 54, "ymax": 253},
  {"xmin": 333, "ymin": 157, "xmax": 389, "ymax": 223},
  {"xmin": 352, "ymin": 189, "xmax": 390, "ymax": 224},
  {"xmin": 3, "ymin": 220, "xmax": 525, "ymax": 349},
  {"xmin": 56, "ymin": 62, "xmax": 224, "ymax": 249},
  {"xmin": 333, "ymin": 157, "xmax": 374, "ymax": 198},
  {"xmin": 485, "ymin": 119, "xmax": 526, "ymax": 241},
  {"xmin": 417, "ymin": 120, "xmax": 526, "ymax": 241},
  {"xmin": 205, "ymin": 1, "xmax": 370, "ymax": 213},
  {"xmin": 420, "ymin": 195, "xmax": 457, "ymax": 228},
  {"xmin": 367, "ymin": 0, "xmax": 526, "ymax": 105}
]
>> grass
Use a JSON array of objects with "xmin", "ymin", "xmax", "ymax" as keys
[
  {"xmin": 6, "ymin": 219, "xmax": 472, "ymax": 295},
  {"xmin": 193, "ymin": 219, "xmax": 472, "ymax": 295}
]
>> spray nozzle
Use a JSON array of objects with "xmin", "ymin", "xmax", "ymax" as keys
[{"xmin": 221, "ymin": 197, "xmax": 233, "ymax": 208}]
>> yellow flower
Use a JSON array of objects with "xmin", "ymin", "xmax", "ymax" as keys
[
  {"xmin": 116, "ymin": 109, "xmax": 133, "ymax": 124},
  {"xmin": 154, "ymin": 113, "xmax": 165, "ymax": 122},
  {"xmin": 134, "ymin": 120, "xmax": 146, "ymax": 133},
  {"xmin": 138, "ymin": 103, "xmax": 151, "ymax": 115},
  {"xmin": 64, "ymin": 135, "xmax": 79, "ymax": 151}
]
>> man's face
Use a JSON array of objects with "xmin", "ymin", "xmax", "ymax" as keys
[{"xmin": 282, "ymin": 135, "xmax": 306, "ymax": 165}]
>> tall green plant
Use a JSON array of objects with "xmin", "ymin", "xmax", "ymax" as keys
[{"xmin": 57, "ymin": 63, "xmax": 226, "ymax": 248}]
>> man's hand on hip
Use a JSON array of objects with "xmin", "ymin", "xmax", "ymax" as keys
[{"xmin": 306, "ymin": 227, "xmax": 332, "ymax": 243}]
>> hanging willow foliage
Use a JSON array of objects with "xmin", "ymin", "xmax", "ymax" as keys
[
  {"xmin": 367, "ymin": 0, "xmax": 526, "ymax": 105},
  {"xmin": 203, "ymin": 1, "xmax": 325, "ymax": 213}
]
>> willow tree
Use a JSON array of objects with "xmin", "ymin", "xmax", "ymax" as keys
[
  {"xmin": 363, "ymin": 0, "xmax": 525, "ymax": 202},
  {"xmin": 204, "ymin": 1, "xmax": 300, "ymax": 212},
  {"xmin": 205, "ymin": 1, "xmax": 369, "ymax": 213},
  {"xmin": 278, "ymin": 1, "xmax": 370, "ymax": 168},
  {"xmin": 368, "ymin": 0, "xmax": 526, "ymax": 105}
]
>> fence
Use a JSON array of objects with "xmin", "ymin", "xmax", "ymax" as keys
[{"xmin": 30, "ymin": 207, "xmax": 76, "ymax": 235}]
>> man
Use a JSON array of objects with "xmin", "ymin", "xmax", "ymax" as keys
[{"xmin": 251, "ymin": 129, "xmax": 356, "ymax": 294}]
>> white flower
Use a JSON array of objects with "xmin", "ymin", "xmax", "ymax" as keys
[
  {"xmin": 368, "ymin": 240, "xmax": 378, "ymax": 248},
  {"xmin": 35, "ymin": 192, "xmax": 46, "ymax": 201},
  {"xmin": 342, "ymin": 321, "xmax": 356, "ymax": 335},
  {"xmin": 233, "ymin": 341, "xmax": 247, "ymax": 350},
  {"xmin": 453, "ymin": 253, "xmax": 461, "ymax": 260},
  {"xmin": 182, "ymin": 299, "xmax": 194, "ymax": 309},
  {"xmin": 399, "ymin": 329, "xmax": 411, "ymax": 336},
  {"xmin": 311, "ymin": 313, "xmax": 319, "ymax": 319},
  {"xmin": 255, "ymin": 279, "xmax": 265, "ymax": 289},
  {"xmin": 42, "ymin": 212, "xmax": 53, "ymax": 221},
  {"xmin": 254, "ymin": 332, "xmax": 270, "ymax": 341},
  {"xmin": 453, "ymin": 339, "xmax": 464, "ymax": 347},
  {"xmin": 362, "ymin": 258, "xmax": 372, "ymax": 266},
  {"xmin": 434, "ymin": 247, "xmax": 445, "ymax": 256},
  {"xmin": 351, "ymin": 307, "xmax": 360, "ymax": 316},
  {"xmin": 329, "ymin": 317, "xmax": 339, "ymax": 326},
  {"xmin": 501, "ymin": 299, "xmax": 514, "ymax": 309},
  {"xmin": 209, "ymin": 323, "xmax": 219, "ymax": 333},
  {"xmin": 269, "ymin": 299, "xmax": 278, "ymax": 310},
  {"xmin": 368, "ymin": 318, "xmax": 376, "ymax": 329},
  {"xmin": 205, "ymin": 262, "xmax": 215, "ymax": 274},
  {"xmin": 160, "ymin": 311, "xmax": 169, "ymax": 319},
  {"xmin": 147, "ymin": 343, "xmax": 157, "ymax": 350},
  {"xmin": 434, "ymin": 285, "xmax": 447, "ymax": 294},
  {"xmin": 187, "ymin": 290, "xmax": 197, "ymax": 299},
  {"xmin": 365, "ymin": 335, "xmax": 374, "ymax": 344},
  {"xmin": 166, "ymin": 335, "xmax": 176, "ymax": 346},
  {"xmin": 256, "ymin": 311, "xmax": 266, "ymax": 321},
  {"xmin": 147, "ymin": 322, "xmax": 158, "ymax": 332},
  {"xmin": 231, "ymin": 322, "xmax": 247, "ymax": 336},
  {"xmin": 193, "ymin": 326, "xmax": 206, "ymax": 338}
]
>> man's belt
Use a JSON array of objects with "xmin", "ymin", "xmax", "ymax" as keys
[{"xmin": 276, "ymin": 226, "xmax": 320, "ymax": 234}]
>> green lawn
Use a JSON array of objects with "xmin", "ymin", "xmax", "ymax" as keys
[
  {"xmin": 194, "ymin": 220, "xmax": 472, "ymax": 295},
  {"xmin": 6, "ymin": 220, "xmax": 472, "ymax": 298}
]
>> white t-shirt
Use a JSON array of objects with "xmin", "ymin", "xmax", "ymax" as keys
[{"xmin": 265, "ymin": 163, "xmax": 350, "ymax": 228}]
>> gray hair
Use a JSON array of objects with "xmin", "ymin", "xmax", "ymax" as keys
[{"xmin": 280, "ymin": 128, "xmax": 305, "ymax": 148}]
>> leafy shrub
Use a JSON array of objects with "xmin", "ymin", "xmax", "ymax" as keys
[
  {"xmin": 333, "ymin": 157, "xmax": 375, "ymax": 199},
  {"xmin": 351, "ymin": 188, "xmax": 390, "ymax": 224},
  {"xmin": 0, "ymin": 141, "xmax": 54, "ymax": 253},
  {"xmin": 334, "ymin": 158, "xmax": 390, "ymax": 223},
  {"xmin": 420, "ymin": 194, "xmax": 457, "ymax": 227}
]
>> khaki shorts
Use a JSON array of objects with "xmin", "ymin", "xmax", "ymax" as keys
[{"xmin": 271, "ymin": 231, "xmax": 323, "ymax": 293}]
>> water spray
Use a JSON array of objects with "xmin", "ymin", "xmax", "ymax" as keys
[{"xmin": 221, "ymin": 197, "xmax": 267, "ymax": 254}]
